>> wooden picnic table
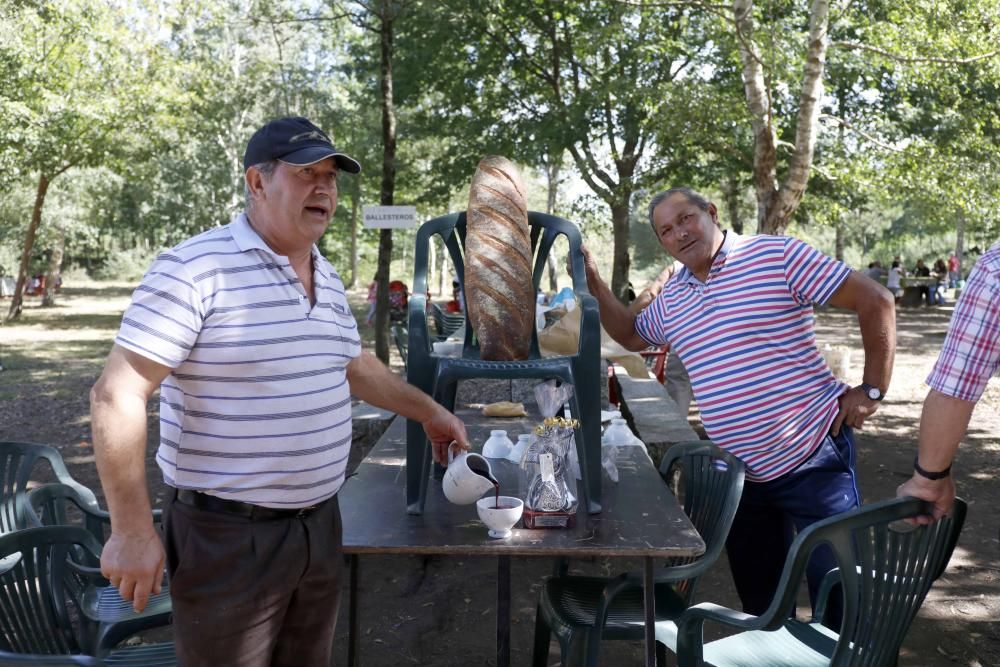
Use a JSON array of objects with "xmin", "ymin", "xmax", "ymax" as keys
[{"xmin": 339, "ymin": 406, "xmax": 705, "ymax": 667}]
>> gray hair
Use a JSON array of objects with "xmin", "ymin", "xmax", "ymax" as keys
[
  {"xmin": 244, "ymin": 160, "xmax": 280, "ymax": 209},
  {"xmin": 647, "ymin": 187, "xmax": 712, "ymax": 228}
]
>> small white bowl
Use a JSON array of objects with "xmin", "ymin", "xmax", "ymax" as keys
[{"xmin": 476, "ymin": 496, "xmax": 524, "ymax": 539}]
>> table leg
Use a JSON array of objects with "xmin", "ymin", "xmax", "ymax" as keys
[
  {"xmin": 349, "ymin": 554, "xmax": 359, "ymax": 667},
  {"xmin": 644, "ymin": 556, "xmax": 655, "ymax": 667},
  {"xmin": 497, "ymin": 555, "xmax": 511, "ymax": 667}
]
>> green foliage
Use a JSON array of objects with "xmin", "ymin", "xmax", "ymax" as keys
[
  {"xmin": 90, "ymin": 245, "xmax": 164, "ymax": 282},
  {"xmin": 0, "ymin": 0, "xmax": 996, "ymax": 291}
]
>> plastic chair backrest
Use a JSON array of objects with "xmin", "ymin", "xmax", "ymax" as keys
[
  {"xmin": 659, "ymin": 441, "xmax": 745, "ymax": 603},
  {"xmin": 0, "ymin": 442, "xmax": 96, "ymax": 535},
  {"xmin": 0, "ymin": 525, "xmax": 104, "ymax": 658},
  {"xmin": 766, "ymin": 497, "xmax": 967, "ymax": 665},
  {"xmin": 410, "ymin": 211, "xmax": 586, "ymax": 358}
]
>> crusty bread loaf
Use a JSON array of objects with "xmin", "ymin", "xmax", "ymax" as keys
[{"xmin": 465, "ymin": 156, "xmax": 533, "ymax": 360}]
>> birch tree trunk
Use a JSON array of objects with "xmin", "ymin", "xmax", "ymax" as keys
[
  {"xmin": 545, "ymin": 156, "xmax": 560, "ymax": 292},
  {"xmin": 734, "ymin": 0, "xmax": 831, "ymax": 235}
]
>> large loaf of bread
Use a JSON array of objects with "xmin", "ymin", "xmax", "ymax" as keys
[{"xmin": 465, "ymin": 156, "xmax": 534, "ymax": 360}]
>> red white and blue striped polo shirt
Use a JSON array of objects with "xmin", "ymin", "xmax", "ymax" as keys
[
  {"xmin": 115, "ymin": 213, "xmax": 362, "ymax": 508},
  {"xmin": 635, "ymin": 232, "xmax": 852, "ymax": 481},
  {"xmin": 926, "ymin": 241, "xmax": 999, "ymax": 402}
]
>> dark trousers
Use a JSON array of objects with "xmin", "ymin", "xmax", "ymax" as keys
[
  {"xmin": 164, "ymin": 492, "xmax": 344, "ymax": 667},
  {"xmin": 725, "ymin": 426, "xmax": 860, "ymax": 626}
]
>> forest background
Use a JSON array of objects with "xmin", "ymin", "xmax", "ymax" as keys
[{"xmin": 1, "ymin": 0, "xmax": 998, "ymax": 362}]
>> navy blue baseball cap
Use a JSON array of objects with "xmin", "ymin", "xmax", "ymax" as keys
[{"xmin": 243, "ymin": 116, "xmax": 361, "ymax": 174}]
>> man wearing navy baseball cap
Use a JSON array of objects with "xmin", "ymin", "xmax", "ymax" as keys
[{"xmin": 91, "ymin": 116, "xmax": 470, "ymax": 665}]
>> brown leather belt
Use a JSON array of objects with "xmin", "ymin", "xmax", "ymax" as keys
[{"xmin": 175, "ymin": 489, "xmax": 322, "ymax": 520}]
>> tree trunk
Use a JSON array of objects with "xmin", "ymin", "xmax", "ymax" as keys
[
  {"xmin": 834, "ymin": 218, "xmax": 845, "ymax": 262},
  {"xmin": 610, "ymin": 200, "xmax": 631, "ymax": 303},
  {"xmin": 347, "ymin": 184, "xmax": 359, "ymax": 289},
  {"xmin": 438, "ymin": 240, "xmax": 447, "ymax": 297},
  {"xmin": 723, "ymin": 174, "xmax": 744, "ymax": 234},
  {"xmin": 373, "ymin": 0, "xmax": 397, "ymax": 364},
  {"xmin": 735, "ymin": 0, "xmax": 831, "ymax": 235},
  {"xmin": 545, "ymin": 156, "xmax": 561, "ymax": 291},
  {"xmin": 955, "ymin": 214, "xmax": 966, "ymax": 278},
  {"xmin": 6, "ymin": 174, "xmax": 50, "ymax": 321},
  {"xmin": 42, "ymin": 224, "xmax": 65, "ymax": 308}
]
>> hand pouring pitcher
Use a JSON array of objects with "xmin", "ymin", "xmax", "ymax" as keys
[{"xmin": 443, "ymin": 443, "xmax": 498, "ymax": 505}]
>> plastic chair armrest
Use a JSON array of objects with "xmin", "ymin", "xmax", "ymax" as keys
[
  {"xmin": 812, "ymin": 567, "xmax": 841, "ymax": 622},
  {"xmin": 407, "ymin": 294, "xmax": 432, "ymax": 355}
]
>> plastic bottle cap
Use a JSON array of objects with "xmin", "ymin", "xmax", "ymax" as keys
[{"xmin": 491, "ymin": 430, "xmax": 506, "ymax": 436}]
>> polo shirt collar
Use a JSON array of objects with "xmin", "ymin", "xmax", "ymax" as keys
[
  {"xmin": 231, "ymin": 212, "xmax": 322, "ymax": 264},
  {"xmin": 677, "ymin": 230, "xmax": 739, "ymax": 285}
]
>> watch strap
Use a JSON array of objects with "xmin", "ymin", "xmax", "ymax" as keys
[{"xmin": 913, "ymin": 457, "xmax": 951, "ymax": 480}]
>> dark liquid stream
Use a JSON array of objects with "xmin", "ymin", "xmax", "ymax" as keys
[{"xmin": 472, "ymin": 467, "xmax": 502, "ymax": 509}]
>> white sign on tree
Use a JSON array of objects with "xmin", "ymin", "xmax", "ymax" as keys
[{"xmin": 363, "ymin": 205, "xmax": 417, "ymax": 229}]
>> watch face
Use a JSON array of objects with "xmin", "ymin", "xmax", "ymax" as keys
[{"xmin": 867, "ymin": 387, "xmax": 880, "ymax": 400}]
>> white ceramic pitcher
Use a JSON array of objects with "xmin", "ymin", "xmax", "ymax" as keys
[{"xmin": 443, "ymin": 444, "xmax": 498, "ymax": 505}]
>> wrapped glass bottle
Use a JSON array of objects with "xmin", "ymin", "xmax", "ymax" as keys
[{"xmin": 521, "ymin": 417, "xmax": 579, "ymax": 528}]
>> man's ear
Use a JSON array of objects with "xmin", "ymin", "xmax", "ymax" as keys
[
  {"xmin": 246, "ymin": 167, "xmax": 266, "ymax": 201},
  {"xmin": 707, "ymin": 202, "xmax": 719, "ymax": 224}
]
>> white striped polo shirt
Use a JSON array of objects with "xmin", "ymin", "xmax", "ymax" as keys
[
  {"xmin": 635, "ymin": 232, "xmax": 851, "ymax": 482},
  {"xmin": 115, "ymin": 212, "xmax": 362, "ymax": 507}
]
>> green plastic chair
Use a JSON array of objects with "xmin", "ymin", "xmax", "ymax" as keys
[
  {"xmin": 429, "ymin": 303, "xmax": 465, "ymax": 341},
  {"xmin": 26, "ymin": 483, "xmax": 173, "ymax": 653},
  {"xmin": 657, "ymin": 496, "xmax": 967, "ymax": 667},
  {"xmin": 405, "ymin": 211, "xmax": 602, "ymax": 515},
  {"xmin": 531, "ymin": 441, "xmax": 745, "ymax": 667},
  {"xmin": 0, "ymin": 525, "xmax": 175, "ymax": 665},
  {"xmin": 391, "ymin": 324, "xmax": 409, "ymax": 369},
  {"xmin": 1, "ymin": 441, "xmax": 96, "ymax": 535}
]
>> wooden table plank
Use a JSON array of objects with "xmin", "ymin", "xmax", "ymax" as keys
[{"xmin": 341, "ymin": 410, "xmax": 704, "ymax": 559}]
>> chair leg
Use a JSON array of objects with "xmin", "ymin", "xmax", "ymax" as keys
[
  {"xmin": 655, "ymin": 639, "xmax": 668, "ymax": 667},
  {"xmin": 532, "ymin": 604, "xmax": 552, "ymax": 667},
  {"xmin": 584, "ymin": 628, "xmax": 602, "ymax": 667},
  {"xmin": 406, "ymin": 417, "xmax": 431, "ymax": 515}
]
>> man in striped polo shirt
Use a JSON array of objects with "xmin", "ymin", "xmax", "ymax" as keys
[
  {"xmin": 583, "ymin": 186, "xmax": 896, "ymax": 624},
  {"xmin": 91, "ymin": 117, "xmax": 470, "ymax": 666},
  {"xmin": 897, "ymin": 241, "xmax": 998, "ymax": 523}
]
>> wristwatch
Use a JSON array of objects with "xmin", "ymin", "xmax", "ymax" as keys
[{"xmin": 859, "ymin": 382, "xmax": 884, "ymax": 401}]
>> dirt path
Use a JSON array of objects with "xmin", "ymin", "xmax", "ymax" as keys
[{"xmin": 1, "ymin": 284, "xmax": 996, "ymax": 665}]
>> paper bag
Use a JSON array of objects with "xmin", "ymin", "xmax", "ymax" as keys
[{"xmin": 538, "ymin": 306, "xmax": 650, "ymax": 378}]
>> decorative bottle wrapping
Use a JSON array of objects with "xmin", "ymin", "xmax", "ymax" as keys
[{"xmin": 521, "ymin": 416, "xmax": 578, "ymax": 528}]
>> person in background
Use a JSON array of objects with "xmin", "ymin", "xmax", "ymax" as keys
[
  {"xmin": 932, "ymin": 258, "xmax": 948, "ymax": 305},
  {"xmin": 582, "ymin": 186, "xmax": 895, "ymax": 626},
  {"xmin": 445, "ymin": 279, "xmax": 464, "ymax": 313},
  {"xmin": 864, "ymin": 261, "xmax": 885, "ymax": 281},
  {"xmin": 886, "ymin": 260, "xmax": 904, "ymax": 303},
  {"xmin": 947, "ymin": 253, "xmax": 960, "ymax": 289},
  {"xmin": 91, "ymin": 116, "xmax": 470, "ymax": 667},
  {"xmin": 897, "ymin": 241, "xmax": 999, "ymax": 522},
  {"xmin": 913, "ymin": 259, "xmax": 932, "ymax": 306}
]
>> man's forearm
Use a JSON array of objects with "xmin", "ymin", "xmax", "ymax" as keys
[
  {"xmin": 589, "ymin": 273, "xmax": 647, "ymax": 350},
  {"xmin": 917, "ymin": 389, "xmax": 975, "ymax": 471},
  {"xmin": 348, "ymin": 352, "xmax": 442, "ymax": 421},
  {"xmin": 90, "ymin": 384, "xmax": 156, "ymax": 535},
  {"xmin": 857, "ymin": 291, "xmax": 896, "ymax": 390}
]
